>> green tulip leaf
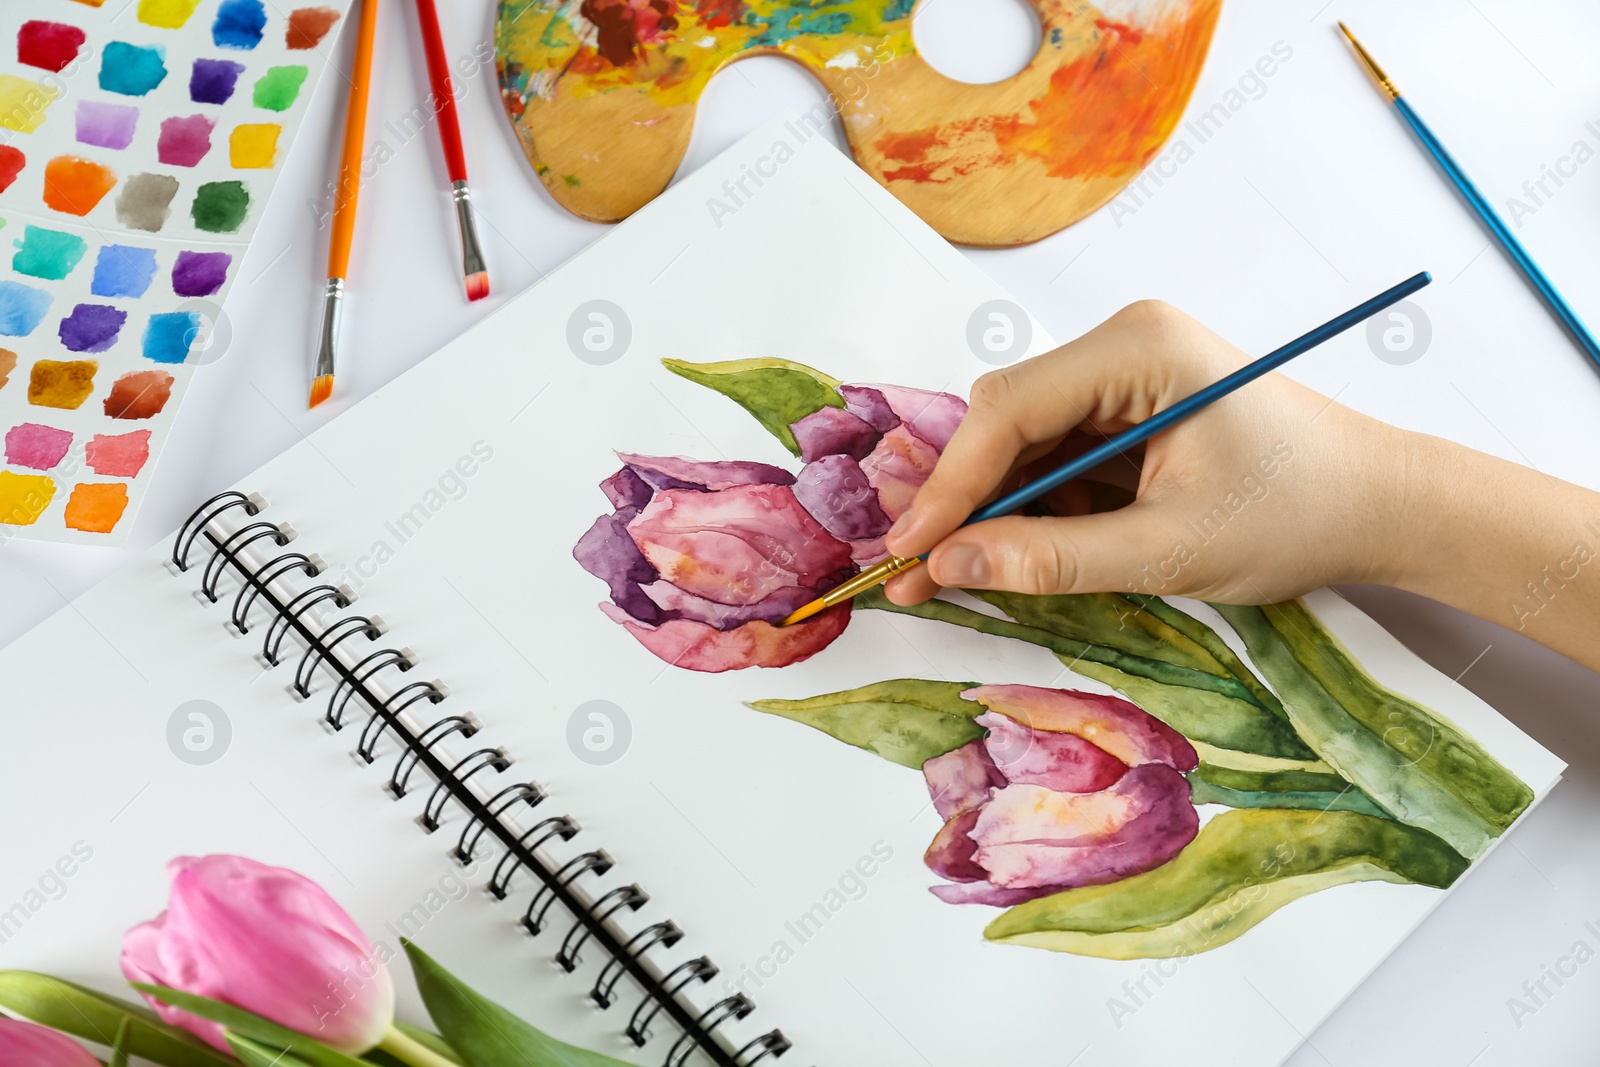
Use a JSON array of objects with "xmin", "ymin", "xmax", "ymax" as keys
[
  {"xmin": 1118, "ymin": 593, "xmax": 1291, "ymax": 720},
  {"xmin": 392, "ymin": 1023, "xmax": 462, "ymax": 1065},
  {"xmin": 1186, "ymin": 762, "xmax": 1391, "ymax": 820},
  {"xmin": 984, "ymin": 808, "xmax": 1468, "ymax": 959},
  {"xmin": 973, "ymin": 590, "xmax": 1233, "ymax": 680},
  {"xmin": 661, "ymin": 357, "xmax": 845, "ymax": 455},
  {"xmin": 228, "ymin": 1034, "xmax": 316, "ymax": 1067},
  {"xmin": 129, "ymin": 984, "xmax": 370, "ymax": 1067},
  {"xmin": 110, "ymin": 1018, "xmax": 133, "ymax": 1067},
  {"xmin": 401, "ymin": 941, "xmax": 634, "ymax": 1067},
  {"xmin": 0, "ymin": 972, "xmax": 235, "ymax": 1067},
  {"xmin": 749, "ymin": 679, "xmax": 983, "ymax": 768}
]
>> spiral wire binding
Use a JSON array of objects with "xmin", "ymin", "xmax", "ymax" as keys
[{"xmin": 172, "ymin": 494, "xmax": 792, "ymax": 1067}]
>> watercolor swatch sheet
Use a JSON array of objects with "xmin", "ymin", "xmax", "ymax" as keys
[
  {"xmin": 0, "ymin": 0, "xmax": 349, "ymax": 544},
  {"xmin": 0, "ymin": 120, "xmax": 1565, "ymax": 1067}
]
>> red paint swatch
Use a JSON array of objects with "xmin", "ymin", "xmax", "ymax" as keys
[
  {"xmin": 85, "ymin": 429, "xmax": 151, "ymax": 477},
  {"xmin": 0, "ymin": 146, "xmax": 23, "ymax": 194},
  {"xmin": 18, "ymin": 21, "xmax": 87, "ymax": 73},
  {"xmin": 103, "ymin": 369, "xmax": 173, "ymax": 419},
  {"xmin": 286, "ymin": 7, "xmax": 341, "ymax": 49},
  {"xmin": 43, "ymin": 156, "xmax": 117, "ymax": 216}
]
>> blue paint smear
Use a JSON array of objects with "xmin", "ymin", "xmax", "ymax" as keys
[
  {"xmin": 744, "ymin": 4, "xmax": 855, "ymax": 46},
  {"xmin": 143, "ymin": 311, "xmax": 201, "ymax": 363},
  {"xmin": 212, "ymin": 0, "xmax": 268, "ymax": 50},
  {"xmin": 884, "ymin": 0, "xmax": 914, "ymax": 21},
  {"xmin": 91, "ymin": 245, "xmax": 159, "ymax": 298},
  {"xmin": 100, "ymin": 42, "xmax": 168, "ymax": 97},
  {"xmin": 0, "ymin": 281, "xmax": 53, "ymax": 337}
]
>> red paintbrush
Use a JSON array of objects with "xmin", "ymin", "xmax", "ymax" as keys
[{"xmin": 412, "ymin": 0, "xmax": 489, "ymax": 301}]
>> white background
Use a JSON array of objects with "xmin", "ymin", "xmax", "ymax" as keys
[{"xmin": 2, "ymin": 0, "xmax": 1599, "ymax": 1064}]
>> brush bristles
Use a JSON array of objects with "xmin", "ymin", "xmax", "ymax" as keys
[
  {"xmin": 464, "ymin": 271, "xmax": 490, "ymax": 302},
  {"xmin": 308, "ymin": 374, "xmax": 334, "ymax": 409},
  {"xmin": 779, "ymin": 598, "xmax": 829, "ymax": 628}
]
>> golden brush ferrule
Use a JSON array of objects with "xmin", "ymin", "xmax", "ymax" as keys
[
  {"xmin": 780, "ymin": 555, "xmax": 924, "ymax": 626},
  {"xmin": 1338, "ymin": 23, "xmax": 1400, "ymax": 100},
  {"xmin": 313, "ymin": 277, "xmax": 344, "ymax": 380}
]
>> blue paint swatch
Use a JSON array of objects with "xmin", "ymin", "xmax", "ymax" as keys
[
  {"xmin": 59, "ymin": 303, "xmax": 128, "ymax": 353},
  {"xmin": 212, "ymin": 0, "xmax": 267, "ymax": 50},
  {"xmin": 100, "ymin": 42, "xmax": 168, "ymax": 96},
  {"xmin": 143, "ymin": 312, "xmax": 200, "ymax": 363},
  {"xmin": 190, "ymin": 57, "xmax": 245, "ymax": 104},
  {"xmin": 91, "ymin": 245, "xmax": 159, "ymax": 298},
  {"xmin": 0, "ymin": 281, "xmax": 53, "ymax": 337}
]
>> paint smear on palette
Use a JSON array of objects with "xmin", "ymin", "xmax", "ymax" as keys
[
  {"xmin": 0, "ymin": 471, "xmax": 54, "ymax": 526},
  {"xmin": 75, "ymin": 101, "xmax": 140, "ymax": 150},
  {"xmin": 0, "ymin": 282, "xmax": 53, "ymax": 336},
  {"xmin": 93, "ymin": 245, "xmax": 158, "ymax": 298},
  {"xmin": 104, "ymin": 369, "xmax": 173, "ymax": 419},
  {"xmin": 230, "ymin": 124, "xmax": 279, "ymax": 168},
  {"xmin": 0, "ymin": 74, "xmax": 59, "ymax": 134},
  {"xmin": 18, "ymin": 21, "xmax": 88, "ymax": 73},
  {"xmin": 138, "ymin": 0, "xmax": 204, "ymax": 29},
  {"xmin": 28, "ymin": 359, "xmax": 96, "ymax": 409},
  {"xmin": 64, "ymin": 482, "xmax": 129, "ymax": 533},
  {"xmin": 13, "ymin": 226, "xmax": 88, "ymax": 281},
  {"xmin": 214, "ymin": 0, "xmax": 268, "ymax": 50},
  {"xmin": 43, "ymin": 157, "xmax": 118, "ymax": 216},
  {"xmin": 116, "ymin": 173, "xmax": 180, "ymax": 232},
  {"xmin": 0, "ymin": 147, "xmax": 23, "ymax": 193},
  {"xmin": 143, "ymin": 312, "xmax": 198, "ymax": 363},
  {"xmin": 0, "ymin": 349, "xmax": 15, "ymax": 389},
  {"xmin": 287, "ymin": 7, "xmax": 341, "ymax": 49},
  {"xmin": 4, "ymin": 423, "xmax": 72, "ymax": 470},
  {"xmin": 60, "ymin": 303, "xmax": 128, "ymax": 353},
  {"xmin": 86, "ymin": 429, "xmax": 151, "ymax": 477},
  {"xmin": 101, "ymin": 42, "xmax": 168, "ymax": 96},
  {"xmin": 192, "ymin": 181, "xmax": 249, "ymax": 232},
  {"xmin": 171, "ymin": 251, "xmax": 230, "ymax": 296},
  {"xmin": 158, "ymin": 114, "xmax": 214, "ymax": 166},
  {"xmin": 190, "ymin": 58, "xmax": 244, "ymax": 104},
  {"xmin": 253, "ymin": 66, "xmax": 308, "ymax": 111}
]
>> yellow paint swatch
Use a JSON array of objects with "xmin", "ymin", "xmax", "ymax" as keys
[
  {"xmin": 0, "ymin": 75, "xmax": 59, "ymax": 135},
  {"xmin": 0, "ymin": 471, "xmax": 55, "ymax": 526},
  {"xmin": 229, "ymin": 124, "xmax": 281, "ymax": 169},
  {"xmin": 28, "ymin": 359, "xmax": 98, "ymax": 410},
  {"xmin": 64, "ymin": 483, "xmax": 129, "ymax": 533},
  {"xmin": 138, "ymin": 0, "xmax": 204, "ymax": 28}
]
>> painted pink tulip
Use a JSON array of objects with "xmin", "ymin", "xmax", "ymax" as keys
[
  {"xmin": 575, "ymin": 453, "xmax": 856, "ymax": 672},
  {"xmin": 121, "ymin": 855, "xmax": 394, "ymax": 1054},
  {"xmin": 790, "ymin": 384, "xmax": 967, "ymax": 565},
  {"xmin": 922, "ymin": 685, "xmax": 1200, "ymax": 906},
  {"xmin": 0, "ymin": 1019, "xmax": 99, "ymax": 1066}
]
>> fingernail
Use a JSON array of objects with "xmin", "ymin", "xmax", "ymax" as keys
[{"xmin": 936, "ymin": 544, "xmax": 989, "ymax": 586}]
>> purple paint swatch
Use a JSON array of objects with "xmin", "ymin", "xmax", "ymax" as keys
[
  {"xmin": 171, "ymin": 250, "xmax": 231, "ymax": 296},
  {"xmin": 189, "ymin": 57, "xmax": 244, "ymax": 104},
  {"xmin": 58, "ymin": 303, "xmax": 128, "ymax": 353},
  {"xmin": 157, "ymin": 114, "xmax": 214, "ymax": 167},
  {"xmin": 75, "ymin": 101, "xmax": 139, "ymax": 150}
]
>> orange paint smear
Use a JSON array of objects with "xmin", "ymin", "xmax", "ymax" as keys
[
  {"xmin": 43, "ymin": 156, "xmax": 117, "ymax": 215},
  {"xmin": 64, "ymin": 482, "xmax": 129, "ymax": 533}
]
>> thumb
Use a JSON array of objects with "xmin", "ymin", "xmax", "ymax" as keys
[{"xmin": 924, "ymin": 509, "xmax": 1170, "ymax": 597}]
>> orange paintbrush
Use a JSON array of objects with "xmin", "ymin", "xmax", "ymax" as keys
[{"xmin": 311, "ymin": 0, "xmax": 380, "ymax": 409}]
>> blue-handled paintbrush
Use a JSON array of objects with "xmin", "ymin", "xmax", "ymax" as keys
[
  {"xmin": 779, "ymin": 271, "xmax": 1433, "ymax": 626},
  {"xmin": 1339, "ymin": 22, "xmax": 1600, "ymax": 375}
]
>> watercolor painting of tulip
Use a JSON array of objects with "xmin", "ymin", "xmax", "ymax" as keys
[{"xmin": 578, "ymin": 357, "xmax": 1537, "ymax": 961}]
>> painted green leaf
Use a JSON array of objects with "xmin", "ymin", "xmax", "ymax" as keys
[
  {"xmin": 0, "ymin": 972, "xmax": 235, "ymax": 1067},
  {"xmin": 1119, "ymin": 593, "xmax": 1290, "ymax": 720},
  {"xmin": 1186, "ymin": 762, "xmax": 1391, "ymax": 820},
  {"xmin": 229, "ymin": 1035, "xmax": 315, "ymax": 1067},
  {"xmin": 1210, "ymin": 603, "xmax": 1515, "ymax": 859},
  {"xmin": 984, "ymin": 808, "xmax": 1468, "ymax": 959},
  {"xmin": 402, "ymin": 941, "xmax": 635, "ymax": 1067},
  {"xmin": 130, "ymin": 984, "xmax": 369, "ymax": 1067},
  {"xmin": 973, "ymin": 590, "xmax": 1233, "ymax": 680},
  {"xmin": 749, "ymin": 679, "xmax": 982, "ymax": 769},
  {"xmin": 661, "ymin": 357, "xmax": 845, "ymax": 455}
]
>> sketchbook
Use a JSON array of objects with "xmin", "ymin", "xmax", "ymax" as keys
[{"xmin": 0, "ymin": 117, "xmax": 1564, "ymax": 1067}]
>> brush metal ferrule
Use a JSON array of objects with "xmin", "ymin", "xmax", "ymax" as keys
[
  {"xmin": 450, "ymin": 180, "xmax": 487, "ymax": 280},
  {"xmin": 314, "ymin": 277, "xmax": 345, "ymax": 379},
  {"xmin": 1339, "ymin": 23, "xmax": 1401, "ymax": 100}
]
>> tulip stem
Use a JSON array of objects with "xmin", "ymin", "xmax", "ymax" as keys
[{"xmin": 378, "ymin": 1024, "xmax": 461, "ymax": 1067}]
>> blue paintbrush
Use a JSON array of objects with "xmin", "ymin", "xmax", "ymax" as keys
[
  {"xmin": 780, "ymin": 271, "xmax": 1433, "ymax": 625},
  {"xmin": 1339, "ymin": 22, "xmax": 1600, "ymax": 374}
]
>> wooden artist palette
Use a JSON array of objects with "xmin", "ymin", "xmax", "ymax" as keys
[{"xmin": 494, "ymin": 0, "xmax": 1221, "ymax": 246}]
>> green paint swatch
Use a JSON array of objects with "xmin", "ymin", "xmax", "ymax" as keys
[
  {"xmin": 251, "ymin": 65, "xmax": 307, "ymax": 111},
  {"xmin": 191, "ymin": 181, "xmax": 250, "ymax": 234},
  {"xmin": 13, "ymin": 225, "xmax": 88, "ymax": 281}
]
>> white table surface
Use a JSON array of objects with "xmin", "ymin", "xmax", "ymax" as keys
[{"xmin": 4, "ymin": 1, "xmax": 1598, "ymax": 1064}]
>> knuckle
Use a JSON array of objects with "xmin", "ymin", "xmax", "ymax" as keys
[
  {"xmin": 967, "ymin": 368, "xmax": 1015, "ymax": 412},
  {"xmin": 1016, "ymin": 535, "xmax": 1076, "ymax": 596},
  {"xmin": 1114, "ymin": 299, "xmax": 1181, "ymax": 332}
]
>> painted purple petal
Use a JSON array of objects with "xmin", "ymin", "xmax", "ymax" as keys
[
  {"xmin": 962, "ymin": 685, "xmax": 1199, "ymax": 772},
  {"xmin": 868, "ymin": 384, "xmax": 967, "ymax": 452},
  {"xmin": 848, "ymin": 535, "xmax": 889, "ymax": 568},
  {"xmin": 601, "ymin": 466, "xmax": 653, "ymax": 509},
  {"xmin": 923, "ymin": 810, "xmax": 986, "ymax": 883},
  {"xmin": 840, "ymin": 385, "xmax": 900, "ymax": 433},
  {"xmin": 792, "ymin": 455, "xmax": 892, "ymax": 543},
  {"xmin": 600, "ymin": 602, "xmax": 851, "ymax": 672},
  {"xmin": 572, "ymin": 509, "xmax": 663, "ymax": 624},
  {"xmin": 929, "ymin": 881, "xmax": 1056, "ymax": 906},
  {"xmin": 922, "ymin": 740, "xmax": 1006, "ymax": 821},
  {"xmin": 617, "ymin": 452, "xmax": 795, "ymax": 492},
  {"xmin": 977, "ymin": 711, "xmax": 1127, "ymax": 793},
  {"xmin": 791, "ymin": 406, "xmax": 880, "ymax": 463},
  {"xmin": 639, "ymin": 579, "xmax": 825, "ymax": 629}
]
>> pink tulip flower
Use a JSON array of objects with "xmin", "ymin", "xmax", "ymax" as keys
[{"xmin": 0, "ymin": 1018, "xmax": 99, "ymax": 1066}]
